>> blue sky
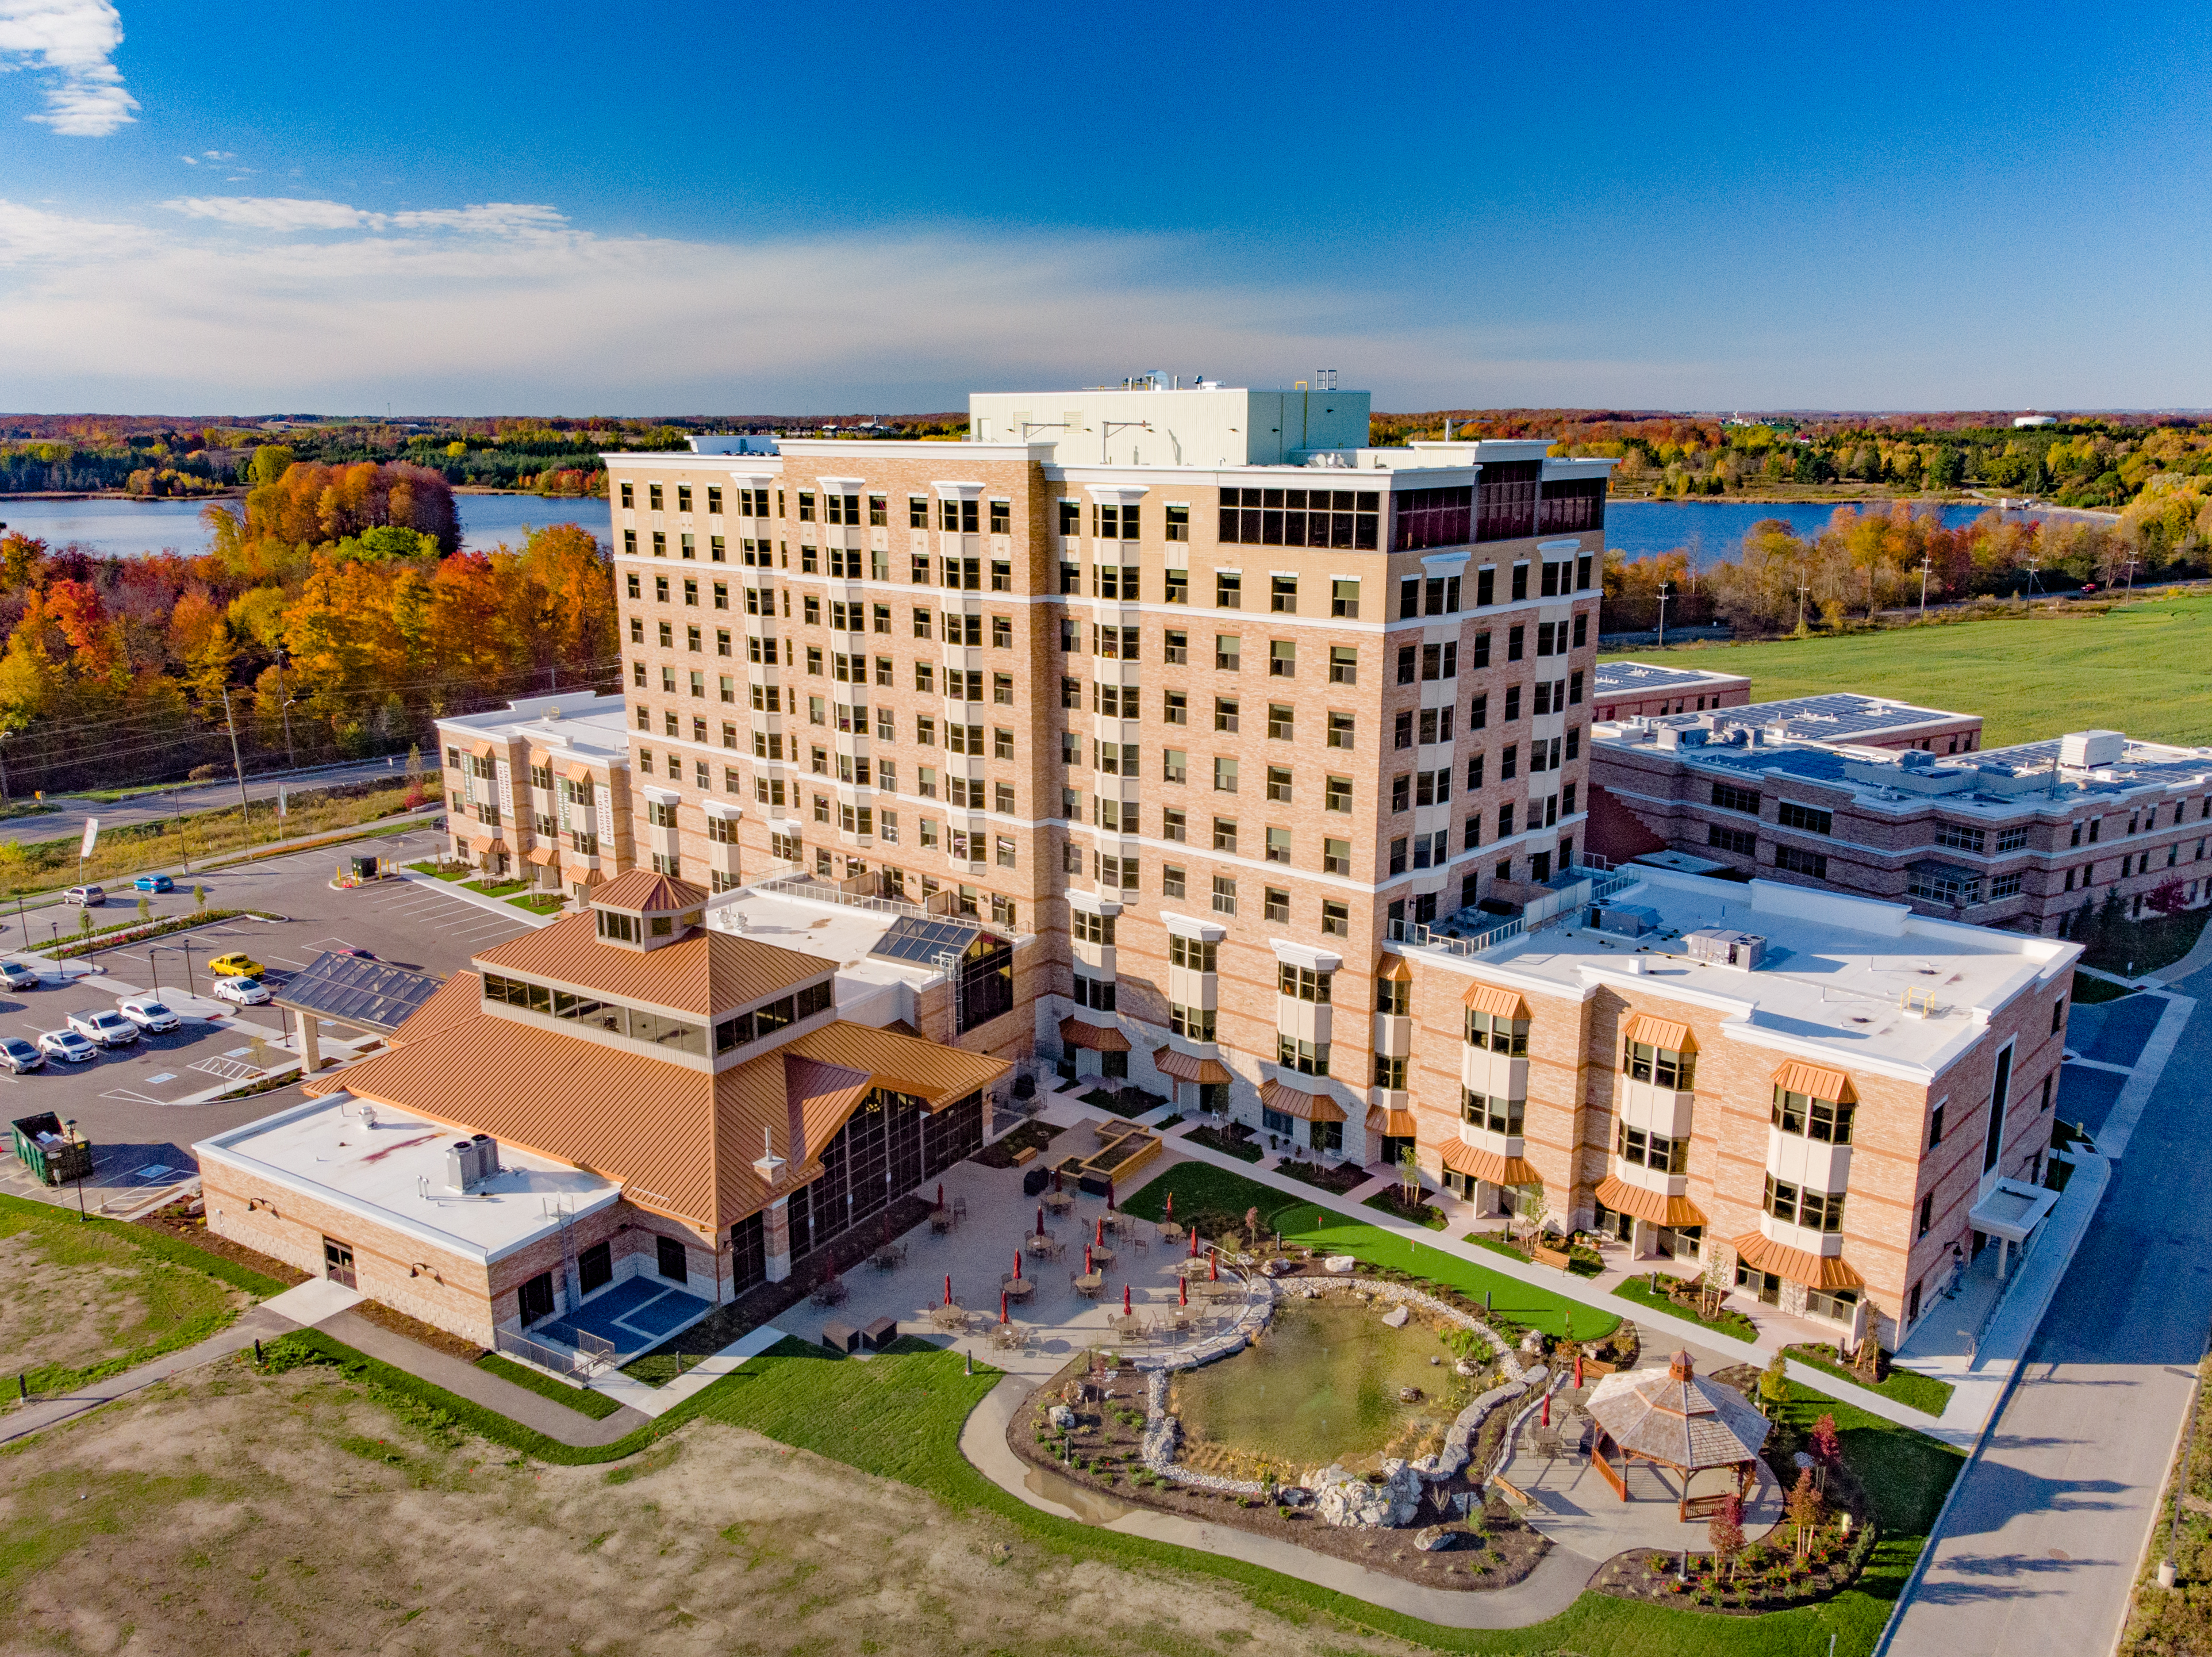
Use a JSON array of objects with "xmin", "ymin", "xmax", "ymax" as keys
[{"xmin": 2, "ymin": 1, "xmax": 2209, "ymax": 414}]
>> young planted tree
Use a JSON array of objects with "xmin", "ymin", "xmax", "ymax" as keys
[
  {"xmin": 1701, "ymin": 1250, "xmax": 1732, "ymax": 1321},
  {"xmin": 402, "ymin": 742, "xmax": 427, "ymax": 810},
  {"xmin": 1787, "ymin": 1467, "xmax": 1825, "ymax": 1557},
  {"xmin": 1808, "ymin": 1412, "xmax": 1844, "ymax": 1488},
  {"xmin": 1397, "ymin": 1143, "xmax": 1422, "ymax": 1206},
  {"xmin": 1759, "ymin": 1349, "xmax": 1791, "ymax": 1413},
  {"xmin": 193, "ymin": 883, "xmax": 207, "ymax": 911},
  {"xmin": 1708, "ymin": 1494, "xmax": 1746, "ymax": 1582}
]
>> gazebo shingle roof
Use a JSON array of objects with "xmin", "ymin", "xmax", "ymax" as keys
[{"xmin": 1585, "ymin": 1351, "xmax": 1771, "ymax": 1472}]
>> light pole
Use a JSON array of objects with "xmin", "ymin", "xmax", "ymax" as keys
[
  {"xmin": 63, "ymin": 1117, "xmax": 85, "ymax": 1222},
  {"xmin": 1654, "ymin": 584, "xmax": 1672, "ymax": 650},
  {"xmin": 1918, "ymin": 553, "xmax": 1932, "ymax": 620}
]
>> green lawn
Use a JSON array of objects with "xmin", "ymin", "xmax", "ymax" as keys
[
  {"xmin": 506, "ymin": 891, "xmax": 566, "ymax": 913},
  {"xmin": 474, "ymin": 1351, "xmax": 624, "ymax": 1418},
  {"xmin": 1612, "ymin": 1273, "xmax": 1759, "ymax": 1343},
  {"xmin": 0, "ymin": 1195, "xmax": 286, "ymax": 1393},
  {"xmin": 1606, "ymin": 589, "xmax": 2212, "ymax": 747},
  {"xmin": 1121, "ymin": 1162, "xmax": 1615, "ymax": 1339},
  {"xmin": 1785, "ymin": 1344, "xmax": 1954, "ymax": 1418},
  {"xmin": 272, "ymin": 1326, "xmax": 1956, "ymax": 1656},
  {"xmin": 2072, "ymin": 971, "xmax": 2140, "ymax": 1004},
  {"xmin": 405, "ymin": 860, "xmax": 471, "ymax": 881}
]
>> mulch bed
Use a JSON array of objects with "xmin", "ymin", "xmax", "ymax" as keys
[
  {"xmin": 136, "ymin": 1198, "xmax": 312, "ymax": 1288},
  {"xmin": 973, "ymin": 1119, "xmax": 1062, "ymax": 1169},
  {"xmin": 348, "ymin": 1296, "xmax": 486, "ymax": 1360},
  {"xmin": 1182, "ymin": 1123, "xmax": 1263, "ymax": 1163},
  {"xmin": 1009, "ymin": 1336, "xmax": 1550, "ymax": 1594},
  {"xmin": 629, "ymin": 1192, "xmax": 937, "ymax": 1366},
  {"xmin": 1271, "ymin": 1157, "xmax": 1369, "ymax": 1196}
]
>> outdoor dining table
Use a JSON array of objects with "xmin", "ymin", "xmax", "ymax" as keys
[
  {"xmin": 1024, "ymin": 1233, "xmax": 1059, "ymax": 1258},
  {"xmin": 928, "ymin": 1303, "xmax": 967, "ymax": 1332},
  {"xmin": 1073, "ymin": 1271, "xmax": 1104, "ymax": 1299},
  {"xmin": 1157, "ymin": 1221, "xmax": 1183, "ymax": 1243},
  {"xmin": 929, "ymin": 1206, "xmax": 954, "ymax": 1233},
  {"xmin": 1171, "ymin": 1256, "xmax": 1210, "ymax": 1277},
  {"xmin": 1042, "ymin": 1191, "xmax": 1076, "ymax": 1215},
  {"xmin": 1107, "ymin": 1312, "xmax": 1146, "ymax": 1338},
  {"xmin": 871, "ymin": 1245, "xmax": 901, "ymax": 1271},
  {"xmin": 1088, "ymin": 1246, "xmax": 1116, "ymax": 1270},
  {"xmin": 1000, "ymin": 1275, "xmax": 1035, "ymax": 1303}
]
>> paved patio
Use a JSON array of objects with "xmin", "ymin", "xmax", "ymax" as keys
[
  {"xmin": 540, "ymin": 1273, "xmax": 717, "ymax": 1357},
  {"xmin": 774, "ymin": 1117, "xmax": 1236, "ymax": 1379},
  {"xmin": 1497, "ymin": 1430, "xmax": 1784, "ymax": 1554}
]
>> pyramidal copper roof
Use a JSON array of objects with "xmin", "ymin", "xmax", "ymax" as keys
[
  {"xmin": 594, "ymin": 869, "xmax": 710, "ymax": 912},
  {"xmin": 471, "ymin": 912, "xmax": 826, "ymax": 1018}
]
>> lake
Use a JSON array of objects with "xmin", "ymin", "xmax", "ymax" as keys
[
  {"xmin": 0, "ymin": 493, "xmax": 605, "ymax": 558},
  {"xmin": 1604, "ymin": 498, "xmax": 2056, "ymax": 562},
  {"xmin": 0, "ymin": 490, "xmax": 2054, "ymax": 565}
]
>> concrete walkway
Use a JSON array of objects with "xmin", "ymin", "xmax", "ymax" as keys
[
  {"xmin": 959, "ymin": 1370, "xmax": 1599, "ymax": 1629},
  {"xmin": 313, "ymin": 1309, "xmax": 651, "ymax": 1446},
  {"xmin": 0, "ymin": 1303, "xmax": 297, "ymax": 1445},
  {"xmin": 390, "ymin": 867, "xmax": 559, "ymax": 929}
]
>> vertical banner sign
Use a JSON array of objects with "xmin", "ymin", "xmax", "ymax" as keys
[
  {"xmin": 277, "ymin": 786, "xmax": 287, "ymax": 819},
  {"xmin": 80, "ymin": 818, "xmax": 98, "ymax": 860}
]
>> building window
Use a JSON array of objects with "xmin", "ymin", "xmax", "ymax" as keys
[
  {"xmin": 1711, "ymin": 781, "xmax": 1760, "ymax": 815},
  {"xmin": 1623, "ymin": 1041, "xmax": 1695, "ymax": 1090},
  {"xmin": 1775, "ymin": 844, "xmax": 1827, "ymax": 878},
  {"xmin": 1764, "ymin": 1175, "xmax": 1846, "ymax": 1233},
  {"xmin": 1460, "ymin": 1088, "xmax": 1523, "ymax": 1135},
  {"xmin": 1615, "ymin": 1122, "xmax": 1687, "ymax": 1174},
  {"xmin": 1276, "ymin": 1035, "xmax": 1328, "ymax": 1076},
  {"xmin": 1777, "ymin": 801, "xmax": 1833, "ymax": 836},
  {"xmin": 1219, "ymin": 487, "xmax": 1379, "ymax": 549},
  {"xmin": 1278, "ymin": 964, "xmax": 1331, "ymax": 1002},
  {"xmin": 1464, "ymin": 1010, "xmax": 1528, "ymax": 1054},
  {"xmin": 1772, "ymin": 1087, "xmax": 1855, "ymax": 1144},
  {"xmin": 1708, "ymin": 823, "xmax": 1757, "ymax": 857},
  {"xmin": 1211, "ymin": 874, "xmax": 1237, "ymax": 915}
]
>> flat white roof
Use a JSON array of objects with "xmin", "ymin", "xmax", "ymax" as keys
[
  {"xmin": 436, "ymin": 693, "xmax": 631, "ymax": 766},
  {"xmin": 197, "ymin": 1095, "xmax": 622, "ymax": 1264},
  {"xmin": 706, "ymin": 884, "xmax": 1028, "ymax": 992},
  {"xmin": 1407, "ymin": 867, "xmax": 2076, "ymax": 1083}
]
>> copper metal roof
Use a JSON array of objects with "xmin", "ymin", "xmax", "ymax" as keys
[
  {"xmin": 1462, "ymin": 982, "xmax": 1530, "ymax": 1019},
  {"xmin": 471, "ymin": 912, "xmax": 825, "ymax": 1018},
  {"xmin": 1259, "ymin": 1079, "xmax": 1346, "ymax": 1123},
  {"xmin": 1059, "ymin": 1015, "xmax": 1131, "ymax": 1053},
  {"xmin": 389, "ymin": 971, "xmax": 492, "ymax": 1047},
  {"xmin": 1365, "ymin": 1104, "xmax": 1417, "ymax": 1137},
  {"xmin": 1731, "ymin": 1229, "xmax": 1866, "ymax": 1291},
  {"xmin": 1153, "ymin": 1045, "xmax": 1232, "ymax": 1086},
  {"xmin": 1593, "ymin": 1173, "xmax": 1706, "ymax": 1229},
  {"xmin": 785, "ymin": 1022, "xmax": 1009, "ymax": 1105},
  {"xmin": 1441, "ymin": 1141, "xmax": 1540, "ymax": 1187},
  {"xmin": 1622, "ymin": 1013, "xmax": 1695, "ymax": 1052},
  {"xmin": 1772, "ymin": 1060, "xmax": 1857, "ymax": 1103},
  {"xmin": 594, "ymin": 868, "xmax": 709, "ymax": 912}
]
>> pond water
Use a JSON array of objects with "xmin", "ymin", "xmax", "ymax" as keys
[
  {"xmin": 0, "ymin": 493, "xmax": 606, "ymax": 558},
  {"xmin": 1170, "ymin": 1295, "xmax": 1458, "ymax": 1472}
]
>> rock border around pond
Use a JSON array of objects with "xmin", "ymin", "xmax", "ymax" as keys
[{"xmin": 1136, "ymin": 1274, "xmax": 1547, "ymax": 1522}]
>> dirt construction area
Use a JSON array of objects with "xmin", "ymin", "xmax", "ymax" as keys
[{"xmin": 0, "ymin": 1360, "xmax": 1418, "ymax": 1657}]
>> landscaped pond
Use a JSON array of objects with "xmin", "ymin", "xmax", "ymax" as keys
[{"xmin": 1170, "ymin": 1294, "xmax": 1473, "ymax": 1474}]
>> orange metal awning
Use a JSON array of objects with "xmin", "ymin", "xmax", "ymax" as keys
[
  {"xmin": 1772, "ymin": 1060, "xmax": 1857, "ymax": 1103},
  {"xmin": 1151, "ymin": 1045, "xmax": 1231, "ymax": 1085},
  {"xmin": 1259, "ymin": 1079, "xmax": 1346, "ymax": 1123},
  {"xmin": 1593, "ymin": 1174, "xmax": 1706, "ymax": 1229},
  {"xmin": 1059, "ymin": 1015, "xmax": 1130, "ymax": 1053},
  {"xmin": 524, "ymin": 845, "xmax": 559, "ymax": 866},
  {"xmin": 1623, "ymin": 1013, "xmax": 1695, "ymax": 1052},
  {"xmin": 1377, "ymin": 954, "xmax": 1414, "ymax": 983},
  {"xmin": 564, "ymin": 760, "xmax": 596, "ymax": 784},
  {"xmin": 467, "ymin": 738, "xmax": 497, "ymax": 760},
  {"xmin": 1731, "ymin": 1230, "xmax": 1865, "ymax": 1292},
  {"xmin": 1441, "ymin": 1140, "xmax": 1541, "ymax": 1187},
  {"xmin": 1462, "ymin": 981, "xmax": 1530, "ymax": 1019},
  {"xmin": 1366, "ymin": 1104, "xmax": 1418, "ymax": 1137}
]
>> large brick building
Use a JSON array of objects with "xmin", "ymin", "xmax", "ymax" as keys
[
  {"xmin": 1592, "ymin": 707, "xmax": 2212, "ymax": 935},
  {"xmin": 597, "ymin": 383, "xmax": 1612, "ymax": 1162},
  {"xmin": 436, "ymin": 692, "xmax": 638, "ymax": 896},
  {"xmin": 1390, "ymin": 864, "xmax": 2076, "ymax": 1351}
]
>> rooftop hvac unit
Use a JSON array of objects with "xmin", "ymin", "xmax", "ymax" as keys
[
  {"xmin": 1591, "ymin": 902, "xmax": 1662, "ymax": 938},
  {"xmin": 1684, "ymin": 927, "xmax": 1766, "ymax": 970},
  {"xmin": 471, "ymin": 1133, "xmax": 500, "ymax": 1180},
  {"xmin": 2060, "ymin": 730, "xmax": 2125, "ymax": 769},
  {"xmin": 1898, "ymin": 750, "xmax": 1935, "ymax": 770},
  {"xmin": 446, "ymin": 1138, "xmax": 479, "ymax": 1192}
]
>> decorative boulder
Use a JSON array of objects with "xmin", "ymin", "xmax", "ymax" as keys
[
  {"xmin": 1381, "ymin": 1305, "xmax": 1411, "ymax": 1329},
  {"xmin": 1323, "ymin": 1255, "xmax": 1357, "ymax": 1274},
  {"xmin": 1399, "ymin": 1385, "xmax": 1423, "ymax": 1403},
  {"xmin": 1262, "ymin": 1257, "xmax": 1293, "ymax": 1277},
  {"xmin": 1520, "ymin": 1330, "xmax": 1545, "ymax": 1356},
  {"xmin": 1047, "ymin": 1405, "xmax": 1077, "ymax": 1430},
  {"xmin": 1415, "ymin": 1525, "xmax": 1454, "ymax": 1552}
]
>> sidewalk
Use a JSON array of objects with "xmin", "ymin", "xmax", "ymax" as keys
[
  {"xmin": 1077, "ymin": 1093, "xmax": 2100, "ymax": 1447},
  {"xmin": 0, "ymin": 1304, "xmax": 297, "ymax": 1445}
]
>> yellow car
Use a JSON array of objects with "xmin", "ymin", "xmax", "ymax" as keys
[{"xmin": 207, "ymin": 952, "xmax": 266, "ymax": 979}]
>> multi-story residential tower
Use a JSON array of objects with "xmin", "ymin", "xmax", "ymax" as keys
[
  {"xmin": 600, "ymin": 383, "xmax": 1611, "ymax": 1154},
  {"xmin": 436, "ymin": 692, "xmax": 636, "ymax": 896}
]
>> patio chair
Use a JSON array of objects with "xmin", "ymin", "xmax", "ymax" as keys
[
  {"xmin": 1128, "ymin": 1228, "xmax": 1149, "ymax": 1253},
  {"xmin": 951, "ymin": 1195, "xmax": 969, "ymax": 1224}
]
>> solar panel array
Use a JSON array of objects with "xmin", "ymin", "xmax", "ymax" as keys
[
  {"xmin": 869, "ymin": 915, "xmax": 978, "ymax": 966},
  {"xmin": 277, "ymin": 952, "xmax": 446, "ymax": 1033}
]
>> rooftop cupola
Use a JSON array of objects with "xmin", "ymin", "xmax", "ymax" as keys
[{"xmin": 588, "ymin": 869, "xmax": 709, "ymax": 952}]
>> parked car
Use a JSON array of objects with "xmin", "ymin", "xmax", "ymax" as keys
[
  {"xmin": 63, "ymin": 885, "xmax": 105, "ymax": 907},
  {"xmin": 0, "ymin": 1038, "xmax": 43, "ymax": 1075},
  {"xmin": 117, "ymin": 997, "xmax": 180, "ymax": 1033},
  {"xmin": 67, "ymin": 1008, "xmax": 138, "ymax": 1047},
  {"xmin": 0, "ymin": 961, "xmax": 40, "ymax": 991},
  {"xmin": 36, "ymin": 1029, "xmax": 97, "ymax": 1063},
  {"xmin": 207, "ymin": 952, "xmax": 264, "ymax": 978},
  {"xmin": 209, "ymin": 976, "xmax": 272, "ymax": 1006},
  {"xmin": 132, "ymin": 874, "xmax": 174, "ymax": 893}
]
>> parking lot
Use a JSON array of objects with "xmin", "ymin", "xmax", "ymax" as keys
[{"xmin": 0, "ymin": 827, "xmax": 544, "ymax": 1213}]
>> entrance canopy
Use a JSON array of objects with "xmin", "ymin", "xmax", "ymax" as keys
[{"xmin": 1968, "ymin": 1177, "xmax": 2061, "ymax": 1246}]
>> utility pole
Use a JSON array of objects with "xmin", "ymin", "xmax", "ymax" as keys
[
  {"xmin": 1919, "ymin": 553, "xmax": 1932, "ymax": 620},
  {"xmin": 221, "ymin": 687, "xmax": 251, "ymax": 831},
  {"xmin": 1796, "ymin": 577, "xmax": 1811, "ymax": 632},
  {"xmin": 0, "ymin": 733, "xmax": 10, "ymax": 805},
  {"xmin": 2125, "ymin": 553, "xmax": 2140, "ymax": 597},
  {"xmin": 1655, "ymin": 584, "xmax": 1672, "ymax": 649},
  {"xmin": 272, "ymin": 651, "xmax": 296, "ymax": 769}
]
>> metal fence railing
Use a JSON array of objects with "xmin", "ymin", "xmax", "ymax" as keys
[
  {"xmin": 495, "ymin": 1325, "xmax": 612, "ymax": 1378},
  {"xmin": 1385, "ymin": 864, "xmax": 1642, "ymax": 959}
]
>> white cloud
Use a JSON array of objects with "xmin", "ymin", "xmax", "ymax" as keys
[
  {"xmin": 176, "ymin": 152, "xmax": 193, "ymax": 163},
  {"xmin": 163, "ymin": 196, "xmax": 564, "ymax": 237},
  {"xmin": 0, "ymin": 0, "xmax": 136, "ymax": 136}
]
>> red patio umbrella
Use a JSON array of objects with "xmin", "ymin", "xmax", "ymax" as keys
[
  {"xmin": 1542, "ymin": 1389, "xmax": 1552, "ymax": 1428},
  {"xmin": 1095, "ymin": 1215, "xmax": 1105, "ymax": 1246},
  {"xmin": 1036, "ymin": 1205, "xmax": 1045, "ymax": 1237},
  {"xmin": 1000, "ymin": 1289, "xmax": 1008, "ymax": 1324},
  {"xmin": 1085, "ymin": 1245, "xmax": 1095, "ymax": 1275},
  {"xmin": 1188, "ymin": 1228, "xmax": 1199, "ymax": 1257},
  {"xmin": 1179, "ymin": 1275, "xmax": 1188, "ymax": 1307},
  {"xmin": 944, "ymin": 1273, "xmax": 953, "ymax": 1307},
  {"xmin": 1574, "ymin": 1351, "xmax": 1584, "ymax": 1389},
  {"xmin": 936, "ymin": 1181, "xmax": 944, "ymax": 1209},
  {"xmin": 1123, "ymin": 1283, "xmax": 1132, "ymax": 1316},
  {"xmin": 1165, "ymin": 1191, "xmax": 1174, "ymax": 1218},
  {"xmin": 1013, "ymin": 1249, "xmax": 1023, "ymax": 1280},
  {"xmin": 1208, "ymin": 1251, "xmax": 1218, "ymax": 1282}
]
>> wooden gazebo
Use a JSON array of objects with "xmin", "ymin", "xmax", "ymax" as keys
[{"xmin": 1585, "ymin": 1351, "xmax": 1771, "ymax": 1521}]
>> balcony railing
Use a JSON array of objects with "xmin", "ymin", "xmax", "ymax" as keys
[{"xmin": 1386, "ymin": 864, "xmax": 1638, "ymax": 958}]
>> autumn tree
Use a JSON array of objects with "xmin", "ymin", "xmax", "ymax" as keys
[
  {"xmin": 1708, "ymin": 1494, "xmax": 1746, "ymax": 1581},
  {"xmin": 1786, "ymin": 1467, "xmax": 1825, "ymax": 1556}
]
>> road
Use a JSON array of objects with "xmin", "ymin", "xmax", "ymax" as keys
[
  {"xmin": 2, "ymin": 755, "xmax": 420, "ymax": 847},
  {"xmin": 1888, "ymin": 971, "xmax": 2212, "ymax": 1657}
]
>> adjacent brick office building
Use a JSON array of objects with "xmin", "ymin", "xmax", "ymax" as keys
[
  {"xmin": 1591, "ymin": 661, "xmax": 1752, "ymax": 720},
  {"xmin": 598, "ymin": 383, "xmax": 1610, "ymax": 1164},
  {"xmin": 1393, "ymin": 864, "xmax": 2077, "ymax": 1351},
  {"xmin": 1593, "ymin": 705, "xmax": 2212, "ymax": 935}
]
